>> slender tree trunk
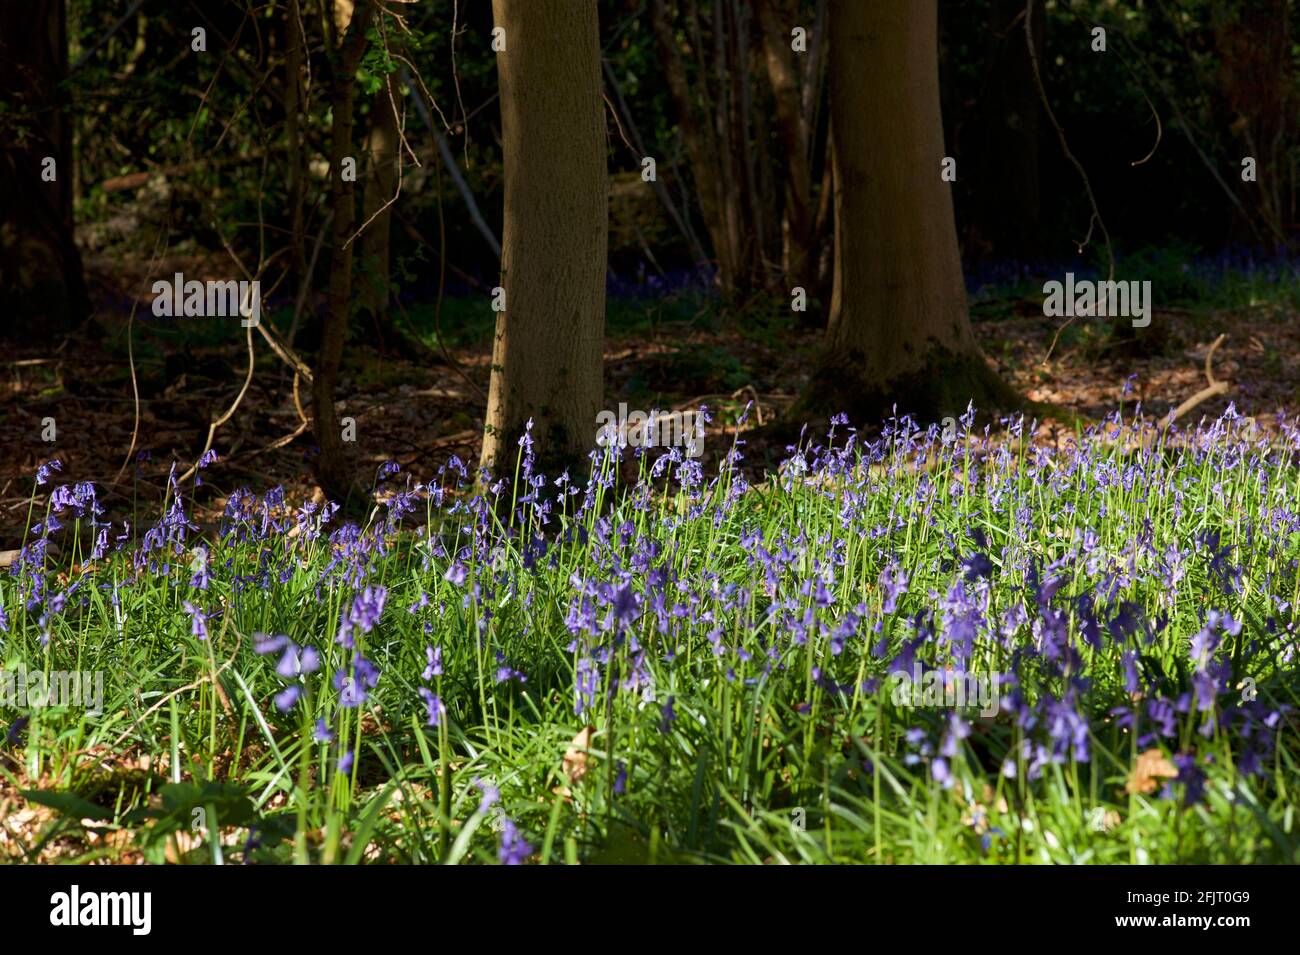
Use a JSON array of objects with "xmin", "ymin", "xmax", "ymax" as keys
[
  {"xmin": 651, "ymin": 0, "xmax": 734, "ymax": 291},
  {"xmin": 796, "ymin": 0, "xmax": 1016, "ymax": 427},
  {"xmin": 651, "ymin": 0, "xmax": 767, "ymax": 295},
  {"xmin": 0, "ymin": 0, "xmax": 89, "ymax": 339},
  {"xmin": 756, "ymin": 0, "xmax": 813, "ymax": 290},
  {"xmin": 311, "ymin": 0, "xmax": 373, "ymax": 503},
  {"xmin": 813, "ymin": 126, "xmax": 835, "ymax": 309},
  {"xmin": 360, "ymin": 74, "xmax": 398, "ymax": 322},
  {"xmin": 284, "ymin": 0, "xmax": 308, "ymax": 304},
  {"xmin": 1213, "ymin": 0, "xmax": 1293, "ymax": 251},
  {"xmin": 480, "ymin": 0, "xmax": 607, "ymax": 476},
  {"xmin": 726, "ymin": 0, "xmax": 766, "ymax": 289}
]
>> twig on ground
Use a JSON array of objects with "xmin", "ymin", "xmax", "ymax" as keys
[{"xmin": 1163, "ymin": 333, "xmax": 1230, "ymax": 430}]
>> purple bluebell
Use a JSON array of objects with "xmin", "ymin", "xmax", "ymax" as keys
[{"xmin": 498, "ymin": 817, "xmax": 532, "ymax": 865}]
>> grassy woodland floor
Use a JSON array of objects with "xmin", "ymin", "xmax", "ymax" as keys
[{"xmin": 1, "ymin": 404, "xmax": 1298, "ymax": 864}]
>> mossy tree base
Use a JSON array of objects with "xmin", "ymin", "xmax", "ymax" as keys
[{"xmin": 786, "ymin": 343, "xmax": 1064, "ymax": 439}]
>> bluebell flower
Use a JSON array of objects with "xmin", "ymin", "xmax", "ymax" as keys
[
  {"xmin": 497, "ymin": 817, "xmax": 531, "ymax": 865},
  {"xmin": 474, "ymin": 778, "xmax": 500, "ymax": 813},
  {"xmin": 183, "ymin": 601, "xmax": 210, "ymax": 640},
  {"xmin": 423, "ymin": 645, "xmax": 443, "ymax": 680},
  {"xmin": 274, "ymin": 685, "xmax": 301, "ymax": 712},
  {"xmin": 35, "ymin": 460, "xmax": 63, "ymax": 486}
]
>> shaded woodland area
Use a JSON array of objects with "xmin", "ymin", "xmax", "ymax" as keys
[{"xmin": 1, "ymin": 0, "xmax": 1296, "ymax": 520}]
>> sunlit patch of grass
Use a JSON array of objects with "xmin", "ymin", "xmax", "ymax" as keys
[{"xmin": 2, "ymin": 407, "xmax": 1298, "ymax": 863}]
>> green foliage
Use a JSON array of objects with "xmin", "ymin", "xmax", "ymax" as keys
[
  {"xmin": 357, "ymin": 23, "xmax": 399, "ymax": 96},
  {"xmin": 4, "ymin": 409, "xmax": 1299, "ymax": 863}
]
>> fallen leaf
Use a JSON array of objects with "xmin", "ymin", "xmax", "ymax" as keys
[
  {"xmin": 1125, "ymin": 748, "xmax": 1178, "ymax": 795},
  {"xmin": 563, "ymin": 726, "xmax": 597, "ymax": 783}
]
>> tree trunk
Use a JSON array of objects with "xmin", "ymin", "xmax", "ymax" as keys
[
  {"xmin": 756, "ymin": 0, "xmax": 813, "ymax": 290},
  {"xmin": 1212, "ymin": 0, "xmax": 1293, "ymax": 251},
  {"xmin": 480, "ymin": 0, "xmax": 607, "ymax": 477},
  {"xmin": 311, "ymin": 0, "xmax": 373, "ymax": 505},
  {"xmin": 284, "ymin": 0, "xmax": 308, "ymax": 306},
  {"xmin": 360, "ymin": 74, "xmax": 398, "ymax": 323},
  {"xmin": 651, "ymin": 0, "xmax": 765, "ymax": 296},
  {"xmin": 796, "ymin": 0, "xmax": 1016, "ymax": 427},
  {"xmin": 0, "ymin": 0, "xmax": 89, "ymax": 340},
  {"xmin": 724, "ymin": 0, "xmax": 766, "ymax": 289}
]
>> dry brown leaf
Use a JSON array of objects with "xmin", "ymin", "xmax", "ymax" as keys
[
  {"xmin": 563, "ymin": 726, "xmax": 597, "ymax": 783},
  {"xmin": 1125, "ymin": 748, "xmax": 1178, "ymax": 795},
  {"xmin": 980, "ymin": 784, "xmax": 1009, "ymax": 814}
]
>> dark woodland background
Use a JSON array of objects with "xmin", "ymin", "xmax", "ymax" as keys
[{"xmin": 1, "ymin": 0, "xmax": 1297, "ymax": 531}]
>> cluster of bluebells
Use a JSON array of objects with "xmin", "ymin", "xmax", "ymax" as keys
[
  {"xmin": 5, "ymin": 400, "xmax": 1298, "ymax": 862},
  {"xmin": 474, "ymin": 777, "xmax": 531, "ymax": 864},
  {"xmin": 8, "ymin": 461, "xmax": 111, "ymax": 645},
  {"xmin": 254, "ymin": 632, "xmax": 321, "ymax": 712},
  {"xmin": 555, "ymin": 403, "xmax": 1293, "ymax": 810}
]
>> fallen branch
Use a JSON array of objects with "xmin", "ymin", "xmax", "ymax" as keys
[
  {"xmin": 1163, "ymin": 333, "xmax": 1230, "ymax": 430},
  {"xmin": 258, "ymin": 319, "xmax": 314, "ymax": 386}
]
